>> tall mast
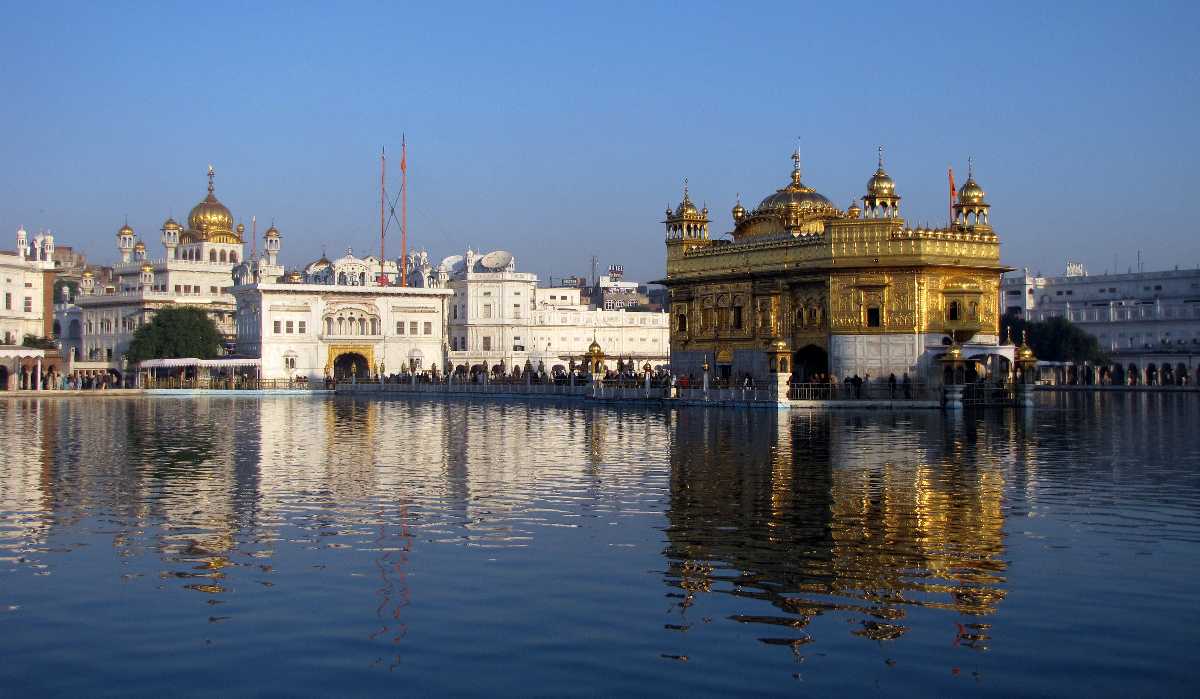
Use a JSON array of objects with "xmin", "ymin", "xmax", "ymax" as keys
[
  {"xmin": 380, "ymin": 146, "xmax": 386, "ymax": 284},
  {"xmin": 401, "ymin": 134, "xmax": 408, "ymax": 287},
  {"xmin": 251, "ymin": 215, "xmax": 257, "ymax": 261}
]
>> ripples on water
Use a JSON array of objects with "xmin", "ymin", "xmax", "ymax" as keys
[{"xmin": 0, "ymin": 394, "xmax": 1198, "ymax": 695}]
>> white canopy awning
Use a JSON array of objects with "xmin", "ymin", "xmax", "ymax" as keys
[
  {"xmin": 138, "ymin": 357, "xmax": 261, "ymax": 369},
  {"xmin": 0, "ymin": 348, "xmax": 46, "ymax": 360}
]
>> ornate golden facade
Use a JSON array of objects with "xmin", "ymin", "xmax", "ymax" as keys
[{"xmin": 660, "ymin": 149, "xmax": 1009, "ymax": 381}]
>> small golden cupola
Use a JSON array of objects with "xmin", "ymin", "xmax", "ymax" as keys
[
  {"xmin": 731, "ymin": 194, "xmax": 746, "ymax": 223},
  {"xmin": 663, "ymin": 179, "xmax": 710, "ymax": 249},
  {"xmin": 846, "ymin": 199, "xmax": 862, "ymax": 219},
  {"xmin": 953, "ymin": 158, "xmax": 991, "ymax": 228},
  {"xmin": 862, "ymin": 146, "xmax": 901, "ymax": 218},
  {"xmin": 187, "ymin": 165, "xmax": 238, "ymax": 243}
]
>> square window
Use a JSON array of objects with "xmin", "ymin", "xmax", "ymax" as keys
[
  {"xmin": 410, "ymin": 321, "xmax": 418, "ymax": 335},
  {"xmin": 424, "ymin": 321, "xmax": 432, "ymax": 335},
  {"xmin": 286, "ymin": 321, "xmax": 293, "ymax": 333},
  {"xmin": 298, "ymin": 321, "xmax": 306, "ymax": 334},
  {"xmin": 273, "ymin": 321, "xmax": 282, "ymax": 334},
  {"xmin": 396, "ymin": 321, "xmax": 404, "ymax": 335}
]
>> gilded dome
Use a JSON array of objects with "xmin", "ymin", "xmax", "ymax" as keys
[
  {"xmin": 588, "ymin": 339, "xmax": 602, "ymax": 354},
  {"xmin": 958, "ymin": 176, "xmax": 986, "ymax": 205},
  {"xmin": 755, "ymin": 151, "xmax": 836, "ymax": 215},
  {"xmin": 162, "ymin": 217, "xmax": 182, "ymax": 231},
  {"xmin": 732, "ymin": 198, "xmax": 747, "ymax": 222},
  {"xmin": 187, "ymin": 166, "xmax": 237, "ymax": 241},
  {"xmin": 133, "ymin": 240, "xmax": 146, "ymax": 251},
  {"xmin": 867, "ymin": 167, "xmax": 896, "ymax": 197},
  {"xmin": 117, "ymin": 223, "xmax": 134, "ymax": 238},
  {"xmin": 265, "ymin": 224, "xmax": 281, "ymax": 238},
  {"xmin": 140, "ymin": 262, "xmax": 153, "ymax": 273}
]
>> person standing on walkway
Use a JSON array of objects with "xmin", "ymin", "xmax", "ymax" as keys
[{"xmin": 888, "ymin": 373, "xmax": 897, "ymax": 399}]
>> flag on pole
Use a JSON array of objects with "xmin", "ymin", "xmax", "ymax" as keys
[
  {"xmin": 948, "ymin": 167, "xmax": 957, "ymax": 201},
  {"xmin": 400, "ymin": 136, "xmax": 406, "ymax": 172}
]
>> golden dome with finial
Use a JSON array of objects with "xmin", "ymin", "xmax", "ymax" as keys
[
  {"xmin": 187, "ymin": 165, "xmax": 239, "ymax": 243},
  {"xmin": 672, "ymin": 179, "xmax": 700, "ymax": 218},
  {"xmin": 866, "ymin": 146, "xmax": 897, "ymax": 197},
  {"xmin": 846, "ymin": 199, "xmax": 862, "ymax": 218},
  {"xmin": 140, "ymin": 262, "xmax": 153, "ymax": 274},
  {"xmin": 117, "ymin": 223, "xmax": 134, "ymax": 237},
  {"xmin": 957, "ymin": 158, "xmax": 987, "ymax": 205},
  {"xmin": 81, "ymin": 269, "xmax": 94, "ymax": 278},
  {"xmin": 236, "ymin": 223, "xmax": 246, "ymax": 237},
  {"xmin": 731, "ymin": 194, "xmax": 746, "ymax": 222},
  {"xmin": 286, "ymin": 269, "xmax": 302, "ymax": 283},
  {"xmin": 161, "ymin": 217, "xmax": 181, "ymax": 232},
  {"xmin": 588, "ymin": 339, "xmax": 602, "ymax": 354},
  {"xmin": 265, "ymin": 223, "xmax": 281, "ymax": 238},
  {"xmin": 133, "ymin": 240, "xmax": 146, "ymax": 252},
  {"xmin": 754, "ymin": 148, "xmax": 836, "ymax": 214}
]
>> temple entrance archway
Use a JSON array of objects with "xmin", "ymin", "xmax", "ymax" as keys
[
  {"xmin": 792, "ymin": 344, "xmax": 828, "ymax": 381},
  {"xmin": 333, "ymin": 352, "xmax": 369, "ymax": 380}
]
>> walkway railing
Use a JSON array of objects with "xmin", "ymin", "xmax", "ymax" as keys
[
  {"xmin": 786, "ymin": 382, "xmax": 936, "ymax": 401},
  {"xmin": 143, "ymin": 377, "xmax": 315, "ymax": 390}
]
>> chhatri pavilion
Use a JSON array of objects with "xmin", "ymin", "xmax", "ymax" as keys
[{"xmin": 658, "ymin": 147, "xmax": 1011, "ymax": 383}]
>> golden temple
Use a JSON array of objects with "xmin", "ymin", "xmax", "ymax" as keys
[{"xmin": 659, "ymin": 147, "xmax": 1011, "ymax": 382}]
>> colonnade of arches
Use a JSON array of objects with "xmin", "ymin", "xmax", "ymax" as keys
[{"xmin": 174, "ymin": 247, "xmax": 239, "ymax": 263}]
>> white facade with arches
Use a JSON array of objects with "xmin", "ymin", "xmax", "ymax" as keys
[{"xmin": 233, "ymin": 282, "xmax": 451, "ymax": 382}]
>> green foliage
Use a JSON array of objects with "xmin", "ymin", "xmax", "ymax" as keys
[
  {"xmin": 1001, "ymin": 314, "xmax": 1108, "ymax": 363},
  {"xmin": 21, "ymin": 335, "xmax": 57, "ymax": 350},
  {"xmin": 125, "ymin": 306, "xmax": 223, "ymax": 363}
]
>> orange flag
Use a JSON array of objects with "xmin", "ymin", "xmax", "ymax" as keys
[{"xmin": 948, "ymin": 167, "xmax": 957, "ymax": 200}]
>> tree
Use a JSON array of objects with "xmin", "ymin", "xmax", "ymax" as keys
[
  {"xmin": 1001, "ymin": 314, "xmax": 1108, "ymax": 364},
  {"xmin": 21, "ymin": 334, "xmax": 57, "ymax": 350},
  {"xmin": 125, "ymin": 306, "xmax": 223, "ymax": 363}
]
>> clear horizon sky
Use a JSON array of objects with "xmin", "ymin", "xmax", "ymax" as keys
[{"xmin": 1, "ymin": 1, "xmax": 1197, "ymax": 283}]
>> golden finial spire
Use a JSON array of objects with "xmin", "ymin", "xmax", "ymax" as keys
[
  {"xmin": 207, "ymin": 164, "xmax": 215, "ymax": 194},
  {"xmin": 682, "ymin": 177, "xmax": 690, "ymax": 202},
  {"xmin": 968, "ymin": 155, "xmax": 974, "ymax": 179},
  {"xmin": 791, "ymin": 138, "xmax": 802, "ymax": 184},
  {"xmin": 878, "ymin": 144, "xmax": 884, "ymax": 168}
]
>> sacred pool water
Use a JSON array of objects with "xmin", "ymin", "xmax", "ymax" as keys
[{"xmin": 1, "ymin": 394, "xmax": 1197, "ymax": 695}]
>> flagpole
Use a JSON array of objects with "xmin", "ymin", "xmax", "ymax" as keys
[
  {"xmin": 380, "ymin": 146, "xmax": 386, "ymax": 284},
  {"xmin": 401, "ymin": 134, "xmax": 408, "ymax": 288}
]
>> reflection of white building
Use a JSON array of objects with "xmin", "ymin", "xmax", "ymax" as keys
[
  {"xmin": 406, "ymin": 248, "xmax": 669, "ymax": 373},
  {"xmin": 63, "ymin": 167, "xmax": 251, "ymax": 360},
  {"xmin": 233, "ymin": 248, "xmax": 451, "ymax": 381}
]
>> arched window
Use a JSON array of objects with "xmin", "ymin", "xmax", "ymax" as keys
[
  {"xmin": 371, "ymin": 318, "xmax": 379, "ymax": 335},
  {"xmin": 969, "ymin": 301, "xmax": 978, "ymax": 319},
  {"xmin": 325, "ymin": 318, "xmax": 333, "ymax": 335},
  {"xmin": 358, "ymin": 318, "xmax": 366, "ymax": 335},
  {"xmin": 229, "ymin": 251, "xmax": 238, "ymax": 263},
  {"xmin": 219, "ymin": 250, "xmax": 227, "ymax": 263},
  {"xmin": 337, "ymin": 317, "xmax": 345, "ymax": 335},
  {"xmin": 209, "ymin": 250, "xmax": 218, "ymax": 262},
  {"xmin": 948, "ymin": 301, "xmax": 960, "ymax": 321},
  {"xmin": 338, "ymin": 272, "xmax": 347, "ymax": 285}
]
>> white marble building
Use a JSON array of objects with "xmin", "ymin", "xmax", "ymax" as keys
[
  {"xmin": 1003, "ymin": 264, "xmax": 1200, "ymax": 352},
  {"xmin": 2, "ymin": 227, "xmax": 56, "ymax": 345},
  {"xmin": 406, "ymin": 248, "xmax": 669, "ymax": 374},
  {"xmin": 233, "ymin": 248, "xmax": 451, "ymax": 381},
  {"xmin": 2, "ymin": 227, "xmax": 58, "ymax": 389},
  {"xmin": 63, "ymin": 167, "xmax": 254, "ymax": 361}
]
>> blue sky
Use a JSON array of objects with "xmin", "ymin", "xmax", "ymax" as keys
[{"xmin": 1, "ymin": 1, "xmax": 1197, "ymax": 282}]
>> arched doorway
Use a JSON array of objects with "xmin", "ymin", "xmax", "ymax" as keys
[
  {"xmin": 0, "ymin": 366, "xmax": 7, "ymax": 390},
  {"xmin": 334, "ymin": 352, "xmax": 369, "ymax": 380},
  {"xmin": 792, "ymin": 344, "xmax": 828, "ymax": 382}
]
